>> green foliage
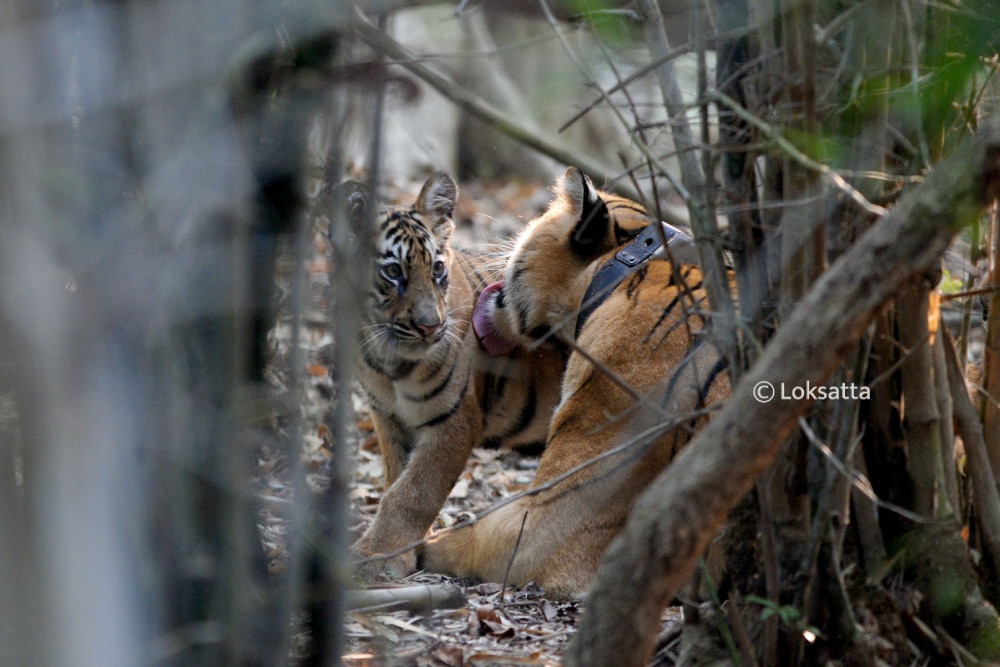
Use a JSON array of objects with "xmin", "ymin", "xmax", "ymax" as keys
[
  {"xmin": 920, "ymin": 0, "xmax": 1000, "ymax": 137},
  {"xmin": 561, "ymin": 0, "xmax": 641, "ymax": 46},
  {"xmin": 938, "ymin": 268, "xmax": 964, "ymax": 295},
  {"xmin": 744, "ymin": 595, "xmax": 822, "ymax": 640}
]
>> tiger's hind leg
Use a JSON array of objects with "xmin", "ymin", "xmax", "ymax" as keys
[{"xmin": 421, "ymin": 480, "xmax": 624, "ymax": 599}]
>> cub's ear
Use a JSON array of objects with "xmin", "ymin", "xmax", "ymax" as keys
[
  {"xmin": 416, "ymin": 171, "xmax": 458, "ymax": 243},
  {"xmin": 558, "ymin": 166, "xmax": 609, "ymax": 259}
]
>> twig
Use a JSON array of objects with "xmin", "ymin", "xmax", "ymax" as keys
[
  {"xmin": 501, "ymin": 512, "xmax": 530, "ymax": 605},
  {"xmin": 798, "ymin": 417, "xmax": 934, "ymax": 525},
  {"xmin": 558, "ymin": 40, "xmax": 692, "ymax": 133},
  {"xmin": 900, "ymin": 0, "xmax": 933, "ymax": 169},
  {"xmin": 346, "ymin": 583, "xmax": 466, "ymax": 613},
  {"xmin": 635, "ymin": 0, "xmax": 740, "ymax": 377},
  {"xmin": 351, "ymin": 9, "xmax": 634, "ymax": 199},
  {"xmin": 726, "ymin": 591, "xmax": 760, "ymax": 667},
  {"xmin": 634, "ymin": 0, "xmax": 702, "ymax": 189},
  {"xmin": 709, "ymin": 89, "xmax": 888, "ymax": 217},
  {"xmin": 940, "ymin": 285, "xmax": 997, "ymax": 300}
]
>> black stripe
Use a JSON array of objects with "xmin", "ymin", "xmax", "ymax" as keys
[
  {"xmin": 500, "ymin": 383, "xmax": 538, "ymax": 440},
  {"xmin": 624, "ymin": 264, "xmax": 649, "ymax": 301},
  {"xmin": 527, "ymin": 325, "xmax": 554, "ymax": 342},
  {"xmin": 606, "ymin": 199, "xmax": 648, "ymax": 215},
  {"xmin": 363, "ymin": 351, "xmax": 418, "ymax": 380},
  {"xmin": 642, "ymin": 291, "xmax": 684, "ymax": 345},
  {"xmin": 512, "ymin": 440, "xmax": 546, "ymax": 457},
  {"xmin": 698, "ymin": 357, "xmax": 728, "ymax": 407},
  {"xmin": 404, "ymin": 358, "xmax": 456, "ymax": 402},
  {"xmin": 661, "ymin": 336, "xmax": 705, "ymax": 406},
  {"xmin": 612, "ymin": 220, "xmax": 644, "ymax": 245},
  {"xmin": 480, "ymin": 435, "xmax": 503, "ymax": 449},
  {"xmin": 418, "ymin": 350, "xmax": 450, "ymax": 383},
  {"xmin": 649, "ymin": 315, "xmax": 692, "ymax": 352},
  {"xmin": 416, "ymin": 368, "xmax": 471, "ymax": 428},
  {"xmin": 478, "ymin": 372, "xmax": 508, "ymax": 416},
  {"xmin": 478, "ymin": 374, "xmax": 495, "ymax": 416}
]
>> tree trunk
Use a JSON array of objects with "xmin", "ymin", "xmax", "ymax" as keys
[
  {"xmin": 897, "ymin": 286, "xmax": 952, "ymax": 519},
  {"xmin": 985, "ymin": 208, "xmax": 1000, "ymax": 483}
]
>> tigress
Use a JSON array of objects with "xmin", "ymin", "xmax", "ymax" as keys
[
  {"xmin": 422, "ymin": 166, "xmax": 730, "ymax": 598},
  {"xmin": 347, "ymin": 172, "xmax": 565, "ymax": 580}
]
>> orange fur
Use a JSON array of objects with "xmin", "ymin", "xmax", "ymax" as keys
[
  {"xmin": 350, "ymin": 173, "xmax": 564, "ymax": 579},
  {"xmin": 422, "ymin": 167, "xmax": 730, "ymax": 597}
]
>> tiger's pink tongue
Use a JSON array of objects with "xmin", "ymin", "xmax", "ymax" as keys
[{"xmin": 473, "ymin": 282, "xmax": 518, "ymax": 356}]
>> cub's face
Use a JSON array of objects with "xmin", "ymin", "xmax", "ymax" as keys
[
  {"xmin": 353, "ymin": 172, "xmax": 459, "ymax": 359},
  {"xmin": 484, "ymin": 166, "xmax": 644, "ymax": 348}
]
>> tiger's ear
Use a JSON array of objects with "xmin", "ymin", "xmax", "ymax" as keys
[
  {"xmin": 558, "ymin": 166, "xmax": 609, "ymax": 259},
  {"xmin": 416, "ymin": 171, "xmax": 458, "ymax": 244}
]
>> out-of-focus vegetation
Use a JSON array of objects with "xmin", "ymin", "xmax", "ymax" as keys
[{"xmin": 1, "ymin": 1, "xmax": 999, "ymax": 665}]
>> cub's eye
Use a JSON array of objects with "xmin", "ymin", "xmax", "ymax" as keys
[
  {"xmin": 383, "ymin": 263, "xmax": 403, "ymax": 279},
  {"xmin": 432, "ymin": 260, "xmax": 446, "ymax": 278}
]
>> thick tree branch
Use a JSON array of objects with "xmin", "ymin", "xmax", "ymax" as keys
[{"xmin": 565, "ymin": 117, "xmax": 1000, "ymax": 667}]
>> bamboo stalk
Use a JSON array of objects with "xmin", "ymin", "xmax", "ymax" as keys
[
  {"xmin": 897, "ymin": 286, "xmax": 950, "ymax": 519},
  {"xmin": 942, "ymin": 329, "xmax": 1000, "ymax": 580}
]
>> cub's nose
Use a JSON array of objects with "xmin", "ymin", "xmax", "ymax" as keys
[{"xmin": 415, "ymin": 319, "xmax": 443, "ymax": 338}]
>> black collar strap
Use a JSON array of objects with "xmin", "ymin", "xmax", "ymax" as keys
[{"xmin": 575, "ymin": 222, "xmax": 694, "ymax": 338}]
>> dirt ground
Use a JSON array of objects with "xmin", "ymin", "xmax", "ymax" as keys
[
  {"xmin": 254, "ymin": 176, "xmax": 656, "ymax": 667},
  {"xmin": 255, "ymin": 175, "xmax": 989, "ymax": 667}
]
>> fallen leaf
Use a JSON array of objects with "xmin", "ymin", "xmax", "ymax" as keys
[
  {"xmin": 307, "ymin": 363, "xmax": 329, "ymax": 377},
  {"xmin": 467, "ymin": 651, "xmax": 541, "ymax": 665},
  {"xmin": 449, "ymin": 474, "xmax": 471, "ymax": 499},
  {"xmin": 426, "ymin": 644, "xmax": 464, "ymax": 666}
]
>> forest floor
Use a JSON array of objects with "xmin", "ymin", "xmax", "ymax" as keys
[
  {"xmin": 256, "ymin": 175, "xmax": 989, "ymax": 667},
  {"xmin": 256, "ymin": 176, "xmax": 635, "ymax": 667}
]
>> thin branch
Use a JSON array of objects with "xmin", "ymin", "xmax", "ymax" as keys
[
  {"xmin": 501, "ymin": 512, "xmax": 530, "ymax": 604},
  {"xmin": 533, "ymin": 0, "xmax": 691, "ymax": 220},
  {"xmin": 557, "ymin": 24, "xmax": 759, "ymax": 134},
  {"xmin": 710, "ymin": 89, "xmax": 889, "ymax": 217},
  {"xmin": 351, "ymin": 9, "xmax": 637, "ymax": 200},
  {"xmin": 798, "ymin": 418, "xmax": 933, "ymax": 525}
]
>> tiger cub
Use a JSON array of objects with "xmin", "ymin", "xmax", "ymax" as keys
[
  {"xmin": 422, "ymin": 167, "xmax": 730, "ymax": 598},
  {"xmin": 347, "ymin": 172, "xmax": 564, "ymax": 580}
]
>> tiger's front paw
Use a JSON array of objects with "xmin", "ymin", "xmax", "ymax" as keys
[
  {"xmin": 352, "ymin": 534, "xmax": 419, "ymax": 581},
  {"xmin": 353, "ymin": 549, "xmax": 418, "ymax": 582}
]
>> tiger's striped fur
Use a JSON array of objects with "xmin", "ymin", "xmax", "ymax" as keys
[
  {"xmin": 350, "ymin": 172, "xmax": 564, "ymax": 580},
  {"xmin": 423, "ymin": 167, "xmax": 730, "ymax": 598}
]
